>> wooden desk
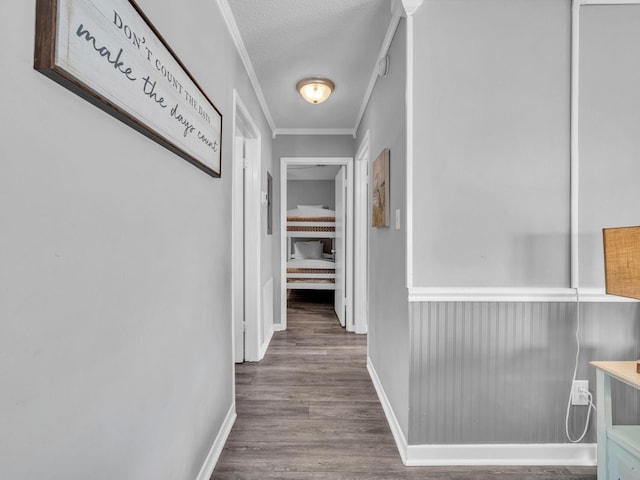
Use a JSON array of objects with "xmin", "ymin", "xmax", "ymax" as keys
[{"xmin": 590, "ymin": 361, "xmax": 640, "ymax": 479}]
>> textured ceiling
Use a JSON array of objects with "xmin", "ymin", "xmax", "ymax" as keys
[{"xmin": 227, "ymin": 0, "xmax": 393, "ymax": 132}]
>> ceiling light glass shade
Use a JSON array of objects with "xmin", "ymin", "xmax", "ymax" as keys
[{"xmin": 296, "ymin": 78, "xmax": 335, "ymax": 104}]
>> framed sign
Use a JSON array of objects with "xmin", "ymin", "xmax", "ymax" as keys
[
  {"xmin": 34, "ymin": 0, "xmax": 222, "ymax": 177},
  {"xmin": 372, "ymin": 148, "xmax": 390, "ymax": 227}
]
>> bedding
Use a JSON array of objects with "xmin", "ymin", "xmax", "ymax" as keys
[
  {"xmin": 297, "ymin": 204, "xmax": 324, "ymax": 209},
  {"xmin": 286, "ymin": 258, "xmax": 336, "ymax": 289},
  {"xmin": 287, "ymin": 207, "xmax": 336, "ymax": 218},
  {"xmin": 287, "ymin": 207, "xmax": 336, "ymax": 234},
  {"xmin": 285, "ymin": 207, "xmax": 337, "ymax": 289},
  {"xmin": 287, "ymin": 258, "xmax": 335, "ymax": 270}
]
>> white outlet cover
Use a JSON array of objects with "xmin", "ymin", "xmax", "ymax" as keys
[
  {"xmin": 571, "ymin": 380, "xmax": 589, "ymax": 406},
  {"xmin": 395, "ymin": 209, "xmax": 401, "ymax": 230}
]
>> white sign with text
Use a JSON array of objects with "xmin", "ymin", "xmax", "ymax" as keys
[{"xmin": 40, "ymin": 0, "xmax": 222, "ymax": 176}]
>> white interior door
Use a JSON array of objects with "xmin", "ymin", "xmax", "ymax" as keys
[
  {"xmin": 334, "ymin": 166, "xmax": 346, "ymax": 327},
  {"xmin": 233, "ymin": 90, "xmax": 262, "ymax": 362},
  {"xmin": 233, "ymin": 136, "xmax": 245, "ymax": 362}
]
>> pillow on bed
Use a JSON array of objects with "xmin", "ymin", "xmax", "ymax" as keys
[{"xmin": 294, "ymin": 241, "xmax": 323, "ymax": 259}]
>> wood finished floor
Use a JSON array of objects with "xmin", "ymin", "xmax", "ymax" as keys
[{"xmin": 211, "ymin": 290, "xmax": 596, "ymax": 480}]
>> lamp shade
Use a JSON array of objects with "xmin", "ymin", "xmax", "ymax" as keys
[
  {"xmin": 603, "ymin": 226, "xmax": 640, "ymax": 300},
  {"xmin": 296, "ymin": 78, "xmax": 334, "ymax": 104}
]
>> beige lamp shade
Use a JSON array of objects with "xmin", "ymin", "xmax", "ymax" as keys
[{"xmin": 603, "ymin": 226, "xmax": 640, "ymax": 300}]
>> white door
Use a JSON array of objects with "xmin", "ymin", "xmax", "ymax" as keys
[
  {"xmin": 233, "ymin": 90, "xmax": 262, "ymax": 362},
  {"xmin": 233, "ymin": 137, "xmax": 245, "ymax": 362},
  {"xmin": 334, "ymin": 166, "xmax": 346, "ymax": 327}
]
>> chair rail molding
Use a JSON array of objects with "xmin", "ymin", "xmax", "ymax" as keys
[{"xmin": 408, "ymin": 288, "xmax": 578, "ymax": 303}]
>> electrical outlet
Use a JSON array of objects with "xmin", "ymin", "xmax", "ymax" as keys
[{"xmin": 571, "ymin": 380, "xmax": 589, "ymax": 406}]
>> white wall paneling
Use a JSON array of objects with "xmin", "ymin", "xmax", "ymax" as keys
[{"xmin": 409, "ymin": 301, "xmax": 640, "ymax": 446}]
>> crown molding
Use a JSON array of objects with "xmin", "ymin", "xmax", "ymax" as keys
[
  {"xmin": 274, "ymin": 128, "xmax": 356, "ymax": 138},
  {"xmin": 353, "ymin": 14, "xmax": 402, "ymax": 135},
  {"xmin": 577, "ymin": 0, "xmax": 640, "ymax": 4},
  {"xmin": 216, "ymin": 0, "xmax": 276, "ymax": 136},
  {"xmin": 392, "ymin": 0, "xmax": 424, "ymax": 17}
]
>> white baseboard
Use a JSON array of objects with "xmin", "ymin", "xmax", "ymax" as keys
[
  {"xmin": 367, "ymin": 357, "xmax": 597, "ymax": 467},
  {"xmin": 195, "ymin": 404, "xmax": 237, "ymax": 480},
  {"xmin": 259, "ymin": 326, "xmax": 274, "ymax": 360},
  {"xmin": 405, "ymin": 443, "xmax": 597, "ymax": 467},
  {"xmin": 366, "ymin": 357, "xmax": 408, "ymax": 464},
  {"xmin": 273, "ymin": 323, "xmax": 285, "ymax": 332}
]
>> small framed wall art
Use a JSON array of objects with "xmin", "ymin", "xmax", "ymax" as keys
[{"xmin": 372, "ymin": 148, "xmax": 390, "ymax": 227}]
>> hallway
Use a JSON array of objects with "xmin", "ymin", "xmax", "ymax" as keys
[{"xmin": 211, "ymin": 291, "xmax": 596, "ymax": 480}]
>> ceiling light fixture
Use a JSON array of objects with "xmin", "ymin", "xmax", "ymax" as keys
[{"xmin": 296, "ymin": 77, "xmax": 335, "ymax": 104}]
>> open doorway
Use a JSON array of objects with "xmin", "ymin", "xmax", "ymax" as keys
[
  {"xmin": 232, "ymin": 90, "xmax": 264, "ymax": 363},
  {"xmin": 279, "ymin": 157, "xmax": 354, "ymax": 331}
]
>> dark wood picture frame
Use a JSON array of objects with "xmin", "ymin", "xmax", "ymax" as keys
[{"xmin": 34, "ymin": 0, "xmax": 222, "ymax": 177}]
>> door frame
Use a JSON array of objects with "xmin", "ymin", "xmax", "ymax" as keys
[
  {"xmin": 279, "ymin": 157, "xmax": 354, "ymax": 330},
  {"xmin": 232, "ymin": 89, "xmax": 262, "ymax": 362},
  {"xmin": 354, "ymin": 131, "xmax": 370, "ymax": 334},
  {"xmin": 334, "ymin": 165, "xmax": 347, "ymax": 328}
]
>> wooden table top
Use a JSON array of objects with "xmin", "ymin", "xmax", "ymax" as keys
[{"xmin": 590, "ymin": 361, "xmax": 640, "ymax": 390}]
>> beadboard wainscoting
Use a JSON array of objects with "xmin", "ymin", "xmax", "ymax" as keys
[{"xmin": 395, "ymin": 300, "xmax": 640, "ymax": 465}]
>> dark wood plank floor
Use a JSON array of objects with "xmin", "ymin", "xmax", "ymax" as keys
[{"xmin": 212, "ymin": 290, "xmax": 596, "ymax": 480}]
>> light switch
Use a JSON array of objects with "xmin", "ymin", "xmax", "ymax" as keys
[{"xmin": 395, "ymin": 209, "xmax": 401, "ymax": 230}]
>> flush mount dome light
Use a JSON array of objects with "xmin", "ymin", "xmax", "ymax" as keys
[{"xmin": 296, "ymin": 77, "xmax": 335, "ymax": 104}]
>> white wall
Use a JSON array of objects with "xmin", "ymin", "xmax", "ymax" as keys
[
  {"xmin": 405, "ymin": 0, "xmax": 640, "ymax": 452},
  {"xmin": 412, "ymin": 0, "xmax": 571, "ymax": 288},
  {"xmin": 0, "ymin": 1, "xmax": 272, "ymax": 478},
  {"xmin": 578, "ymin": 3, "xmax": 640, "ymax": 288},
  {"xmin": 356, "ymin": 20, "xmax": 410, "ymax": 438},
  {"xmin": 287, "ymin": 180, "xmax": 335, "ymax": 210}
]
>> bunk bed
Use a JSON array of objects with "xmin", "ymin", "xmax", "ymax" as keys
[{"xmin": 286, "ymin": 206, "xmax": 336, "ymax": 290}]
